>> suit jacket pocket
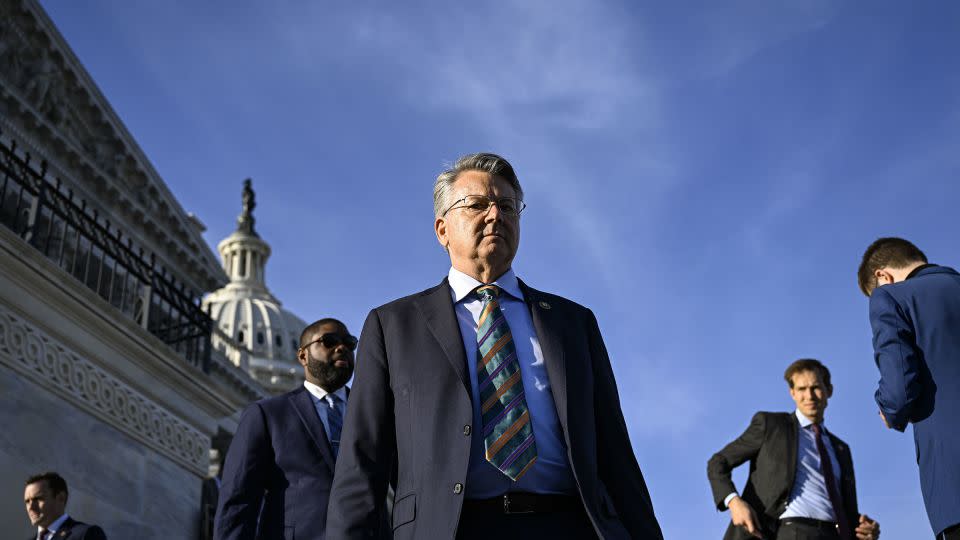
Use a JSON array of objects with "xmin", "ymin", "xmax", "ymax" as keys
[{"xmin": 393, "ymin": 492, "xmax": 416, "ymax": 530}]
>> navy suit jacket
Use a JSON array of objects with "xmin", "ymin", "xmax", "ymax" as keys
[
  {"xmin": 870, "ymin": 264, "xmax": 960, "ymax": 534},
  {"xmin": 215, "ymin": 385, "xmax": 339, "ymax": 540},
  {"xmin": 28, "ymin": 517, "xmax": 107, "ymax": 540},
  {"xmin": 326, "ymin": 278, "xmax": 663, "ymax": 540}
]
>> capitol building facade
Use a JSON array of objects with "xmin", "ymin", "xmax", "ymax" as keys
[{"xmin": 0, "ymin": 0, "xmax": 306, "ymax": 537}]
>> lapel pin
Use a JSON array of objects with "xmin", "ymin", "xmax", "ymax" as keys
[{"xmin": 538, "ymin": 301, "xmax": 551, "ymax": 310}]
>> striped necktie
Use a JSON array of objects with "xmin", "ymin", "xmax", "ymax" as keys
[
  {"xmin": 475, "ymin": 285, "xmax": 537, "ymax": 481},
  {"xmin": 326, "ymin": 394, "xmax": 343, "ymax": 459}
]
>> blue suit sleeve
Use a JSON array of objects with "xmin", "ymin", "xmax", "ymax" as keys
[
  {"xmin": 215, "ymin": 403, "xmax": 272, "ymax": 540},
  {"xmin": 869, "ymin": 287, "xmax": 922, "ymax": 431}
]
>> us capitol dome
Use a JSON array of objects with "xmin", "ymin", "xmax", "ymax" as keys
[{"xmin": 203, "ymin": 180, "xmax": 307, "ymax": 394}]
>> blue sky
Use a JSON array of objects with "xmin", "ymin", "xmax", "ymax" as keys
[{"xmin": 40, "ymin": 1, "xmax": 959, "ymax": 537}]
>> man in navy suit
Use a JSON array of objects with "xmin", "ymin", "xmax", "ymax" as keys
[
  {"xmin": 23, "ymin": 472, "xmax": 107, "ymax": 540},
  {"xmin": 858, "ymin": 237, "xmax": 960, "ymax": 539},
  {"xmin": 327, "ymin": 153, "xmax": 662, "ymax": 539},
  {"xmin": 215, "ymin": 318, "xmax": 357, "ymax": 540}
]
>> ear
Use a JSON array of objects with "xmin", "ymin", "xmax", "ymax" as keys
[
  {"xmin": 296, "ymin": 347, "xmax": 308, "ymax": 368},
  {"xmin": 874, "ymin": 268, "xmax": 894, "ymax": 285},
  {"xmin": 434, "ymin": 217, "xmax": 448, "ymax": 250}
]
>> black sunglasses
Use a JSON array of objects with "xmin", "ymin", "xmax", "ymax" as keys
[{"xmin": 301, "ymin": 333, "xmax": 358, "ymax": 351}]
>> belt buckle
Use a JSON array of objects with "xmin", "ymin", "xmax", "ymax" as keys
[{"xmin": 503, "ymin": 494, "xmax": 534, "ymax": 515}]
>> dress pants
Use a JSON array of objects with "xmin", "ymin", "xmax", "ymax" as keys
[
  {"xmin": 776, "ymin": 519, "xmax": 841, "ymax": 540},
  {"xmin": 455, "ymin": 498, "xmax": 597, "ymax": 540}
]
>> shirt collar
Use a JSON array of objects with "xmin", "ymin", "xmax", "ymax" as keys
[
  {"xmin": 794, "ymin": 409, "xmax": 827, "ymax": 431},
  {"xmin": 41, "ymin": 513, "xmax": 69, "ymax": 535},
  {"xmin": 906, "ymin": 263, "xmax": 937, "ymax": 280},
  {"xmin": 447, "ymin": 267, "xmax": 524, "ymax": 303},
  {"xmin": 303, "ymin": 380, "xmax": 347, "ymax": 402}
]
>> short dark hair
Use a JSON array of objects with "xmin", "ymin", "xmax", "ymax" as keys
[
  {"xmin": 25, "ymin": 472, "xmax": 68, "ymax": 499},
  {"xmin": 784, "ymin": 359, "xmax": 832, "ymax": 391},
  {"xmin": 857, "ymin": 237, "xmax": 927, "ymax": 297},
  {"xmin": 299, "ymin": 318, "xmax": 348, "ymax": 349}
]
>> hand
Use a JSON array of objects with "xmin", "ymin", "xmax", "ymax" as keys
[
  {"xmin": 856, "ymin": 514, "xmax": 880, "ymax": 540},
  {"xmin": 728, "ymin": 496, "xmax": 764, "ymax": 539},
  {"xmin": 878, "ymin": 411, "xmax": 891, "ymax": 429}
]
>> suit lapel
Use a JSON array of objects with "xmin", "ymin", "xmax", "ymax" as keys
[
  {"xmin": 415, "ymin": 278, "xmax": 472, "ymax": 396},
  {"xmin": 827, "ymin": 431, "xmax": 857, "ymax": 516},
  {"xmin": 517, "ymin": 279, "xmax": 570, "ymax": 435},
  {"xmin": 785, "ymin": 414, "xmax": 799, "ymax": 493},
  {"xmin": 290, "ymin": 387, "xmax": 336, "ymax": 474}
]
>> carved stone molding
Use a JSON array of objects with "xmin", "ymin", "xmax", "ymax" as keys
[
  {"xmin": 0, "ymin": 0, "xmax": 225, "ymax": 293},
  {"xmin": 0, "ymin": 304, "xmax": 209, "ymax": 475}
]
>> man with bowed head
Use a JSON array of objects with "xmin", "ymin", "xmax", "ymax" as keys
[
  {"xmin": 707, "ymin": 359, "xmax": 880, "ymax": 540},
  {"xmin": 858, "ymin": 237, "xmax": 960, "ymax": 539},
  {"xmin": 327, "ymin": 152, "xmax": 663, "ymax": 539},
  {"xmin": 215, "ymin": 318, "xmax": 359, "ymax": 540}
]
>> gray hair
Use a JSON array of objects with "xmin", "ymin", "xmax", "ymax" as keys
[{"xmin": 432, "ymin": 152, "xmax": 524, "ymax": 217}]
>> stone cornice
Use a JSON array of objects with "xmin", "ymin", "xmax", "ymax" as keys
[
  {"xmin": 0, "ymin": 0, "xmax": 227, "ymax": 293},
  {"xmin": 0, "ymin": 303, "xmax": 210, "ymax": 475},
  {"xmin": 0, "ymin": 225, "xmax": 262, "ymax": 431}
]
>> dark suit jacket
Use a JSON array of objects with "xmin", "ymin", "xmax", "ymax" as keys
[
  {"xmin": 30, "ymin": 517, "xmax": 107, "ymax": 540},
  {"xmin": 707, "ymin": 412, "xmax": 859, "ymax": 540},
  {"xmin": 215, "ymin": 385, "xmax": 339, "ymax": 540},
  {"xmin": 870, "ymin": 264, "xmax": 960, "ymax": 534},
  {"xmin": 326, "ymin": 278, "xmax": 662, "ymax": 540}
]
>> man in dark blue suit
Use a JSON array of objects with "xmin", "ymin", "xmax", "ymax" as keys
[
  {"xmin": 24, "ymin": 472, "xmax": 107, "ymax": 540},
  {"xmin": 215, "ymin": 318, "xmax": 357, "ymax": 540},
  {"xmin": 327, "ymin": 153, "xmax": 662, "ymax": 539},
  {"xmin": 858, "ymin": 237, "xmax": 960, "ymax": 539}
]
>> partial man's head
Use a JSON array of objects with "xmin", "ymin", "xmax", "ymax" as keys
[
  {"xmin": 784, "ymin": 359, "xmax": 833, "ymax": 423},
  {"xmin": 857, "ymin": 237, "xmax": 927, "ymax": 297},
  {"xmin": 297, "ymin": 318, "xmax": 356, "ymax": 392},
  {"xmin": 24, "ymin": 472, "xmax": 68, "ymax": 529},
  {"xmin": 433, "ymin": 153, "xmax": 525, "ymax": 283}
]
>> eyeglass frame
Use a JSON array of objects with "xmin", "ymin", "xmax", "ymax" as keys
[
  {"xmin": 441, "ymin": 194, "xmax": 527, "ymax": 217},
  {"xmin": 299, "ymin": 333, "xmax": 359, "ymax": 352}
]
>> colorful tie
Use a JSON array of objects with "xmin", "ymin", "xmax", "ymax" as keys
[
  {"xmin": 326, "ymin": 394, "xmax": 343, "ymax": 459},
  {"xmin": 475, "ymin": 285, "xmax": 537, "ymax": 481},
  {"xmin": 812, "ymin": 423, "xmax": 851, "ymax": 539}
]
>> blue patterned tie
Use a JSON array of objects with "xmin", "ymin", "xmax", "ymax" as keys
[
  {"xmin": 326, "ymin": 394, "xmax": 343, "ymax": 459},
  {"xmin": 476, "ymin": 285, "xmax": 538, "ymax": 481}
]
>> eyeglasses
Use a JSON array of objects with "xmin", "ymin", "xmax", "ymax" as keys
[
  {"xmin": 300, "ymin": 333, "xmax": 359, "ymax": 352},
  {"xmin": 442, "ymin": 195, "xmax": 526, "ymax": 217}
]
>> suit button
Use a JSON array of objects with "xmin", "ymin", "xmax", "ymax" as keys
[
  {"xmin": 453, "ymin": 483, "xmax": 463, "ymax": 494},
  {"xmin": 463, "ymin": 425, "xmax": 472, "ymax": 436}
]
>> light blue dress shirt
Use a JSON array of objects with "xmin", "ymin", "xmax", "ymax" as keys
[
  {"xmin": 779, "ymin": 409, "xmax": 843, "ymax": 521},
  {"xmin": 448, "ymin": 267, "xmax": 576, "ymax": 498},
  {"xmin": 37, "ymin": 513, "xmax": 69, "ymax": 540},
  {"xmin": 303, "ymin": 380, "xmax": 347, "ymax": 447}
]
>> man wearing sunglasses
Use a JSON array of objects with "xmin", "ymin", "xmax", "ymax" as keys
[
  {"xmin": 328, "ymin": 153, "xmax": 663, "ymax": 539},
  {"xmin": 215, "ymin": 318, "xmax": 358, "ymax": 540}
]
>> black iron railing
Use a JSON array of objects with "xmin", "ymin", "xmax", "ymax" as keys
[{"xmin": 0, "ymin": 131, "xmax": 212, "ymax": 371}]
